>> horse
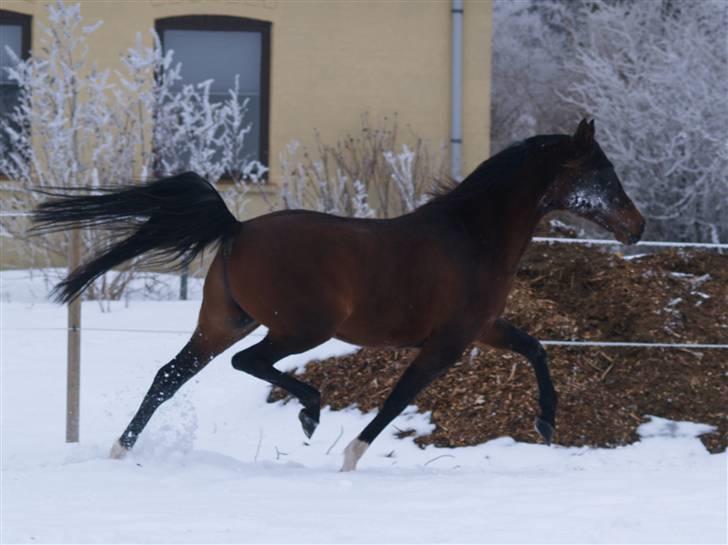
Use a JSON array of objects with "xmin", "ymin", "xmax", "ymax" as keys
[{"xmin": 32, "ymin": 119, "xmax": 645, "ymax": 471}]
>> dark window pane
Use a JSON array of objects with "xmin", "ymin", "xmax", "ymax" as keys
[
  {"xmin": 161, "ymin": 27, "xmax": 263, "ymax": 169},
  {"xmin": 1, "ymin": 24, "xmax": 22, "ymax": 81},
  {"xmin": 0, "ymin": 85, "xmax": 20, "ymax": 113},
  {"xmin": 1, "ymin": 21, "xmax": 25, "ymax": 172},
  {"xmin": 163, "ymin": 29, "xmax": 261, "ymax": 94}
]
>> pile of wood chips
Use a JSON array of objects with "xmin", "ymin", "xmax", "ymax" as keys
[{"xmin": 269, "ymin": 231, "xmax": 727, "ymax": 453}]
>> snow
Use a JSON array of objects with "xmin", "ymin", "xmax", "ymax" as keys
[
  {"xmin": 1, "ymin": 270, "xmax": 726, "ymax": 544},
  {"xmin": 0, "ymin": 269, "xmax": 205, "ymax": 304}
]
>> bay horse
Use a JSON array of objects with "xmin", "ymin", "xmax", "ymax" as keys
[{"xmin": 33, "ymin": 119, "xmax": 644, "ymax": 471}]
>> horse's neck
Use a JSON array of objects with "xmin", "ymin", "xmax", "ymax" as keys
[
  {"xmin": 498, "ymin": 192, "xmax": 545, "ymax": 272},
  {"xmin": 464, "ymin": 173, "xmax": 553, "ymax": 274},
  {"xmin": 477, "ymin": 142, "xmax": 566, "ymax": 272},
  {"xmin": 424, "ymin": 140, "xmax": 565, "ymax": 272}
]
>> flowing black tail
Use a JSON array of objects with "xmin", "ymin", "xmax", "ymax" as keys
[{"xmin": 32, "ymin": 172, "xmax": 240, "ymax": 303}]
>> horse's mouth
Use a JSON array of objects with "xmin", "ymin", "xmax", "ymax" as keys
[
  {"xmin": 612, "ymin": 215, "xmax": 645, "ymax": 245},
  {"xmin": 594, "ymin": 210, "xmax": 645, "ymax": 246},
  {"xmin": 616, "ymin": 229, "xmax": 642, "ymax": 245}
]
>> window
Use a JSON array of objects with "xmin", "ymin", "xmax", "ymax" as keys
[
  {"xmin": 0, "ymin": 10, "xmax": 31, "ymax": 171},
  {"xmin": 155, "ymin": 15, "xmax": 271, "ymax": 173}
]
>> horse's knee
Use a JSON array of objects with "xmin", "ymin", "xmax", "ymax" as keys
[
  {"xmin": 231, "ymin": 351, "xmax": 269, "ymax": 377},
  {"xmin": 518, "ymin": 335, "xmax": 547, "ymax": 364},
  {"xmin": 534, "ymin": 342, "xmax": 548, "ymax": 363},
  {"xmin": 231, "ymin": 351, "xmax": 251, "ymax": 372}
]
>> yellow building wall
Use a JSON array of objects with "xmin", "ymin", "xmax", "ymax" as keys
[{"xmin": 3, "ymin": 0, "xmax": 491, "ymax": 183}]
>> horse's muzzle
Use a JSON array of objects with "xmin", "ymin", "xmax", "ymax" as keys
[{"xmin": 615, "ymin": 210, "xmax": 645, "ymax": 245}]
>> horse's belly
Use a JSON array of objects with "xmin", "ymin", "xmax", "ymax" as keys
[
  {"xmin": 335, "ymin": 299, "xmax": 439, "ymax": 348},
  {"xmin": 334, "ymin": 323, "xmax": 427, "ymax": 349}
]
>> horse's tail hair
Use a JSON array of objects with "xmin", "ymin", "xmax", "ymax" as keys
[{"xmin": 32, "ymin": 172, "xmax": 240, "ymax": 303}]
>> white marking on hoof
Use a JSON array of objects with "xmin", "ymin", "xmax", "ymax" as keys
[
  {"xmin": 340, "ymin": 438, "xmax": 369, "ymax": 472},
  {"xmin": 109, "ymin": 440, "xmax": 129, "ymax": 460}
]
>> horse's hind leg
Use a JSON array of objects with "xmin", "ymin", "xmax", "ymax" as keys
[
  {"xmin": 110, "ymin": 318, "xmax": 256, "ymax": 458},
  {"xmin": 231, "ymin": 332, "xmax": 329, "ymax": 438},
  {"xmin": 112, "ymin": 336, "xmax": 205, "ymax": 456},
  {"xmin": 111, "ymin": 252, "xmax": 256, "ymax": 458},
  {"xmin": 478, "ymin": 318, "xmax": 557, "ymax": 444}
]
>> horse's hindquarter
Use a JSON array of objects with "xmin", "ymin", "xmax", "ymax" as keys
[{"xmin": 227, "ymin": 212, "xmax": 365, "ymax": 332}]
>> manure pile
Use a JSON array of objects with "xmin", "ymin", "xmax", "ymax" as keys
[{"xmin": 270, "ymin": 238, "xmax": 727, "ymax": 453}]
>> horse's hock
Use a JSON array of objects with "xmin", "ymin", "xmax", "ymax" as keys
[{"xmin": 269, "ymin": 245, "xmax": 728, "ymax": 454}]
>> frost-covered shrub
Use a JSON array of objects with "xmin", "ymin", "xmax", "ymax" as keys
[
  {"xmin": 278, "ymin": 115, "xmax": 446, "ymax": 218},
  {"xmin": 0, "ymin": 1, "xmax": 261, "ymax": 299}
]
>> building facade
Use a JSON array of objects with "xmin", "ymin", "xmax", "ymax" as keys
[{"xmin": 1, "ymin": 0, "xmax": 492, "ymax": 267}]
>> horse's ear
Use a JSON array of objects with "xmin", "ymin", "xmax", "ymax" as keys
[{"xmin": 574, "ymin": 118, "xmax": 595, "ymax": 149}]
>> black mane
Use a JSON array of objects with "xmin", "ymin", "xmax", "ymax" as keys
[{"xmin": 426, "ymin": 134, "xmax": 569, "ymax": 208}]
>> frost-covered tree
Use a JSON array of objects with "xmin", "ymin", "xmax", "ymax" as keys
[
  {"xmin": 491, "ymin": 0, "xmax": 728, "ymax": 243},
  {"xmin": 490, "ymin": 0, "xmax": 574, "ymax": 153},
  {"xmin": 0, "ymin": 1, "xmax": 262, "ymax": 299},
  {"xmin": 560, "ymin": 0, "xmax": 728, "ymax": 243}
]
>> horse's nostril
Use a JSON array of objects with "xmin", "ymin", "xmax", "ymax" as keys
[
  {"xmin": 631, "ymin": 219, "xmax": 646, "ymax": 244},
  {"xmin": 627, "ymin": 231, "xmax": 641, "ymax": 245}
]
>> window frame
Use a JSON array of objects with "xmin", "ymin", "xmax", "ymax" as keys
[
  {"xmin": 154, "ymin": 14, "xmax": 271, "ymax": 176},
  {"xmin": 0, "ymin": 9, "xmax": 32, "ymax": 179},
  {"xmin": 0, "ymin": 9, "xmax": 32, "ymax": 57}
]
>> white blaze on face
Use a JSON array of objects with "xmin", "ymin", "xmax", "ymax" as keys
[{"xmin": 565, "ymin": 182, "xmax": 610, "ymax": 214}]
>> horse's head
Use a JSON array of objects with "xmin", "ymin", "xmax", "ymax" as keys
[{"xmin": 544, "ymin": 119, "xmax": 645, "ymax": 245}]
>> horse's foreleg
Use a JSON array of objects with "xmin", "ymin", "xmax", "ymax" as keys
[
  {"xmin": 479, "ymin": 318, "xmax": 557, "ymax": 445},
  {"xmin": 341, "ymin": 336, "xmax": 465, "ymax": 471},
  {"xmin": 231, "ymin": 334, "xmax": 326, "ymax": 439}
]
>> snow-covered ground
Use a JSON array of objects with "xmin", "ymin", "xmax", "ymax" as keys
[{"xmin": 1, "ymin": 270, "xmax": 726, "ymax": 544}]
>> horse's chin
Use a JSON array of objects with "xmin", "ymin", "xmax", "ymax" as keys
[
  {"xmin": 614, "ymin": 230, "xmax": 633, "ymax": 245},
  {"xmin": 590, "ymin": 214, "xmax": 643, "ymax": 246},
  {"xmin": 615, "ymin": 218, "xmax": 645, "ymax": 245}
]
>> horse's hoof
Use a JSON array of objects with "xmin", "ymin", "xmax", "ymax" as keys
[
  {"xmin": 298, "ymin": 408, "xmax": 319, "ymax": 439},
  {"xmin": 535, "ymin": 417, "xmax": 555, "ymax": 446},
  {"xmin": 109, "ymin": 440, "xmax": 130, "ymax": 459},
  {"xmin": 340, "ymin": 438, "xmax": 369, "ymax": 472}
]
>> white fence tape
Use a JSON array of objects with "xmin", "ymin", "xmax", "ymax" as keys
[
  {"xmin": 540, "ymin": 340, "xmax": 727, "ymax": 350},
  {"xmin": 532, "ymin": 236, "xmax": 728, "ymax": 249},
  {"xmin": 4, "ymin": 327, "xmax": 727, "ymax": 349},
  {"xmin": 3, "ymin": 211, "xmax": 725, "ymax": 249}
]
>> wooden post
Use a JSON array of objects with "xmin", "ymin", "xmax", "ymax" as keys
[
  {"xmin": 180, "ymin": 265, "xmax": 188, "ymax": 300},
  {"xmin": 66, "ymin": 228, "xmax": 82, "ymax": 443}
]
